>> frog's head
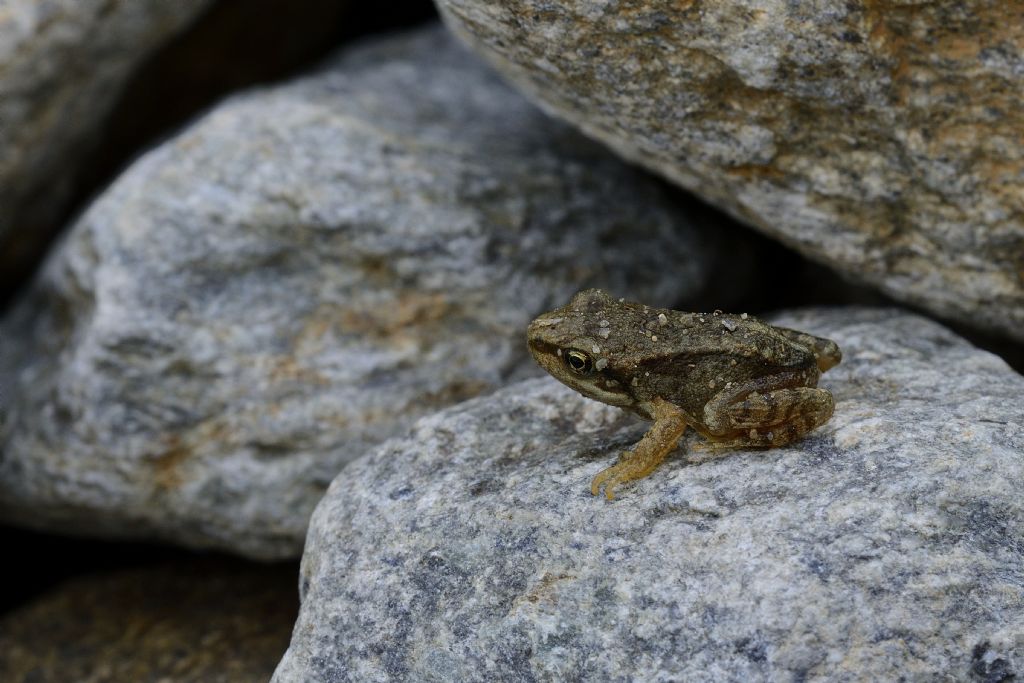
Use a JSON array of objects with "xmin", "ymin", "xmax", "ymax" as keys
[{"xmin": 526, "ymin": 289, "xmax": 636, "ymax": 409}]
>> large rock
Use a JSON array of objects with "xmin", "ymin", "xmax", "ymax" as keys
[
  {"xmin": 0, "ymin": 27, "xmax": 713, "ymax": 559},
  {"xmin": 435, "ymin": 2, "xmax": 1024, "ymax": 341},
  {"xmin": 0, "ymin": 559, "xmax": 296, "ymax": 683},
  {"xmin": 0, "ymin": 0, "xmax": 214, "ymax": 275},
  {"xmin": 274, "ymin": 309, "xmax": 1024, "ymax": 682}
]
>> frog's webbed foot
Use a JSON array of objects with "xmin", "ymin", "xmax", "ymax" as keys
[{"xmin": 591, "ymin": 398, "xmax": 687, "ymax": 500}]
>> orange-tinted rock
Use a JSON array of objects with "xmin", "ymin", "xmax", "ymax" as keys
[{"xmin": 437, "ymin": 1, "xmax": 1024, "ymax": 340}]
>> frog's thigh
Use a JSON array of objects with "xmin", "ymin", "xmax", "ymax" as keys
[
  {"xmin": 710, "ymin": 386, "xmax": 832, "ymax": 430},
  {"xmin": 704, "ymin": 387, "xmax": 834, "ymax": 448},
  {"xmin": 703, "ymin": 370, "xmax": 813, "ymax": 429},
  {"xmin": 591, "ymin": 399, "xmax": 687, "ymax": 500}
]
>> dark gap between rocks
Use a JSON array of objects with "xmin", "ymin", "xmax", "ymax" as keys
[{"xmin": 0, "ymin": 523, "xmax": 299, "ymax": 615}]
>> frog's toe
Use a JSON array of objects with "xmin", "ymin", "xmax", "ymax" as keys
[
  {"xmin": 590, "ymin": 468, "xmax": 624, "ymax": 500},
  {"xmin": 590, "ymin": 448, "xmax": 670, "ymax": 499},
  {"xmin": 590, "ymin": 458, "xmax": 624, "ymax": 497}
]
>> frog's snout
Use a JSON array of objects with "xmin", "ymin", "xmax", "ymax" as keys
[{"xmin": 526, "ymin": 315, "xmax": 563, "ymax": 347}]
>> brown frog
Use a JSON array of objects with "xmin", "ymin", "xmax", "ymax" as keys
[{"xmin": 527, "ymin": 289, "xmax": 841, "ymax": 499}]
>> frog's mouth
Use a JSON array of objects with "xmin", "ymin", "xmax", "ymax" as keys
[{"xmin": 566, "ymin": 373, "xmax": 634, "ymax": 409}]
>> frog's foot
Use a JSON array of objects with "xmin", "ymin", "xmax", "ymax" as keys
[
  {"xmin": 703, "ymin": 386, "xmax": 834, "ymax": 449},
  {"xmin": 590, "ymin": 449, "xmax": 667, "ymax": 500},
  {"xmin": 591, "ymin": 398, "xmax": 687, "ymax": 500}
]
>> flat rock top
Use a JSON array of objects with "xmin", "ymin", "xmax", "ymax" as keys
[{"xmin": 275, "ymin": 308, "xmax": 1024, "ymax": 682}]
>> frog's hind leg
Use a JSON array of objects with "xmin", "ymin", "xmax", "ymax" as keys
[
  {"xmin": 701, "ymin": 386, "xmax": 834, "ymax": 450},
  {"xmin": 591, "ymin": 398, "xmax": 687, "ymax": 500}
]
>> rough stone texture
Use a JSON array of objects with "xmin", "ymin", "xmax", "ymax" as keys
[
  {"xmin": 0, "ymin": 0, "xmax": 214, "ymax": 274},
  {"xmin": 274, "ymin": 309, "xmax": 1024, "ymax": 682},
  {"xmin": 436, "ymin": 1, "xmax": 1024, "ymax": 341},
  {"xmin": 0, "ymin": 27, "xmax": 713, "ymax": 559},
  {"xmin": 0, "ymin": 559, "xmax": 296, "ymax": 683}
]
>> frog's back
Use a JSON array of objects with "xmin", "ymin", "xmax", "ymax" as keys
[
  {"xmin": 631, "ymin": 313, "xmax": 819, "ymax": 417},
  {"xmin": 671, "ymin": 313, "xmax": 816, "ymax": 368}
]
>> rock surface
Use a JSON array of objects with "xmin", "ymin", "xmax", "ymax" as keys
[
  {"xmin": 0, "ymin": 0, "xmax": 214, "ymax": 275},
  {"xmin": 274, "ymin": 309, "xmax": 1024, "ymax": 682},
  {"xmin": 436, "ymin": 2, "xmax": 1024, "ymax": 341},
  {"xmin": 0, "ymin": 27, "xmax": 713, "ymax": 559},
  {"xmin": 0, "ymin": 559, "xmax": 296, "ymax": 683}
]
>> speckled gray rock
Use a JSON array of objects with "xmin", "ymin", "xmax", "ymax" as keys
[
  {"xmin": 0, "ymin": 0, "xmax": 213, "ymax": 271},
  {"xmin": 0, "ymin": 27, "xmax": 712, "ymax": 559},
  {"xmin": 274, "ymin": 309, "xmax": 1024, "ymax": 682},
  {"xmin": 436, "ymin": 2, "xmax": 1024, "ymax": 341}
]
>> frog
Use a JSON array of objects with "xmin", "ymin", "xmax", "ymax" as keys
[{"xmin": 526, "ymin": 289, "xmax": 842, "ymax": 499}]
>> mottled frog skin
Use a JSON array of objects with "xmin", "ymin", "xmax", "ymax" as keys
[{"xmin": 527, "ymin": 290, "xmax": 841, "ymax": 498}]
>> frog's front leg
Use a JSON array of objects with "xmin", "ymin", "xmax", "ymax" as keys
[
  {"xmin": 699, "ymin": 370, "xmax": 834, "ymax": 449},
  {"xmin": 591, "ymin": 397, "xmax": 687, "ymax": 500}
]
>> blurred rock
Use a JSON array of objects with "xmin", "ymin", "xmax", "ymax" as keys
[
  {"xmin": 0, "ymin": 559, "xmax": 296, "ymax": 683},
  {"xmin": 0, "ymin": 0, "xmax": 443, "ymax": 309},
  {"xmin": 436, "ymin": 1, "xmax": 1024, "ymax": 341},
  {"xmin": 0, "ymin": 0, "xmax": 213, "ymax": 287},
  {"xmin": 0, "ymin": 27, "xmax": 715, "ymax": 559},
  {"xmin": 274, "ymin": 309, "xmax": 1024, "ymax": 681}
]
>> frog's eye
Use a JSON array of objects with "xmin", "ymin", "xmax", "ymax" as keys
[{"xmin": 565, "ymin": 350, "xmax": 593, "ymax": 375}]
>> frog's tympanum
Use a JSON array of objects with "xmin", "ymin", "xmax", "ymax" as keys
[{"xmin": 527, "ymin": 290, "xmax": 842, "ymax": 499}]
